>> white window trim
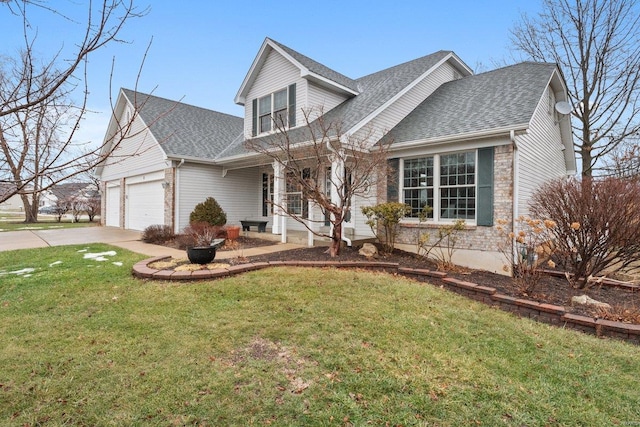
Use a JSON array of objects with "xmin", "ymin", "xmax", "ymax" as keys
[
  {"xmin": 400, "ymin": 150, "xmax": 478, "ymax": 225},
  {"xmin": 256, "ymin": 86, "xmax": 292, "ymax": 136}
]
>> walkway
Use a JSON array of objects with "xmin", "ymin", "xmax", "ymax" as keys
[{"xmin": 0, "ymin": 226, "xmax": 302, "ymax": 259}]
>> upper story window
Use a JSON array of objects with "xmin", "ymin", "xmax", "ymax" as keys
[{"xmin": 252, "ymin": 84, "xmax": 296, "ymax": 136}]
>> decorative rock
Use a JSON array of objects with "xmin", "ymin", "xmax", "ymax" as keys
[
  {"xmin": 571, "ymin": 294, "xmax": 612, "ymax": 310},
  {"xmin": 358, "ymin": 243, "xmax": 378, "ymax": 258}
]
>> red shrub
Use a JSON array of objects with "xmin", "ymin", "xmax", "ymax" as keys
[{"xmin": 530, "ymin": 177, "xmax": 640, "ymax": 288}]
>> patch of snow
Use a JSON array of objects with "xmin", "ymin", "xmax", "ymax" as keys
[
  {"xmin": 17, "ymin": 226, "xmax": 44, "ymax": 230},
  {"xmin": 0, "ymin": 267, "xmax": 36, "ymax": 276},
  {"xmin": 77, "ymin": 248, "xmax": 88, "ymax": 253},
  {"xmin": 112, "ymin": 262, "xmax": 123, "ymax": 267},
  {"xmin": 49, "ymin": 261, "xmax": 63, "ymax": 267},
  {"xmin": 83, "ymin": 251, "xmax": 117, "ymax": 262}
]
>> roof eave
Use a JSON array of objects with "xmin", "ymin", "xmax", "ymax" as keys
[
  {"xmin": 302, "ymin": 72, "xmax": 359, "ymax": 96},
  {"xmin": 388, "ymin": 124, "xmax": 530, "ymax": 152}
]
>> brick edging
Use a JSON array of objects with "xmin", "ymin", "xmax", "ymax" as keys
[{"xmin": 132, "ymin": 257, "xmax": 640, "ymax": 345}]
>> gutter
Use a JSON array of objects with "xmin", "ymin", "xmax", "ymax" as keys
[
  {"xmin": 173, "ymin": 159, "xmax": 185, "ymax": 233},
  {"xmin": 387, "ymin": 124, "xmax": 529, "ymax": 153}
]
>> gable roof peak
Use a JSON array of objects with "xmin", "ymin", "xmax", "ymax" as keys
[{"xmin": 235, "ymin": 37, "xmax": 360, "ymax": 105}]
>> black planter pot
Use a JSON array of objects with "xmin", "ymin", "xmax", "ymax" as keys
[{"xmin": 186, "ymin": 246, "xmax": 217, "ymax": 264}]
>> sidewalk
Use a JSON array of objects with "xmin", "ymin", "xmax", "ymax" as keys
[{"xmin": 0, "ymin": 226, "xmax": 302, "ymax": 259}]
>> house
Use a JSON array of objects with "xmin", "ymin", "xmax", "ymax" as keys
[{"xmin": 96, "ymin": 37, "xmax": 576, "ymax": 272}]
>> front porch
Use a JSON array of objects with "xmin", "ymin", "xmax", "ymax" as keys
[{"xmin": 240, "ymin": 227, "xmax": 376, "ymax": 247}]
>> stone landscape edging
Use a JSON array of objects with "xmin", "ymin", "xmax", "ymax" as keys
[{"xmin": 132, "ymin": 256, "xmax": 640, "ymax": 345}]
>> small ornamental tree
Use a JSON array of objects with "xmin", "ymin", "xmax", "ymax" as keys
[
  {"xmin": 361, "ymin": 202, "xmax": 411, "ymax": 253},
  {"xmin": 530, "ymin": 177, "xmax": 640, "ymax": 288},
  {"xmin": 189, "ymin": 197, "xmax": 227, "ymax": 226}
]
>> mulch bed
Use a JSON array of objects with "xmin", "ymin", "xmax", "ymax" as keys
[{"xmin": 162, "ymin": 237, "xmax": 640, "ymax": 324}]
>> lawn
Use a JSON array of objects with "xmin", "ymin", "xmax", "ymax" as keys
[
  {"xmin": 1, "ymin": 244, "xmax": 639, "ymax": 426},
  {"xmin": 0, "ymin": 213, "xmax": 98, "ymax": 232}
]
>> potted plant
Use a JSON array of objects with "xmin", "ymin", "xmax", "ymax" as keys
[
  {"xmin": 226, "ymin": 224, "xmax": 241, "ymax": 240},
  {"xmin": 182, "ymin": 222, "xmax": 225, "ymax": 264}
]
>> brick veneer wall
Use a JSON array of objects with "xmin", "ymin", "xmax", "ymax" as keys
[{"xmin": 395, "ymin": 144, "xmax": 514, "ymax": 253}]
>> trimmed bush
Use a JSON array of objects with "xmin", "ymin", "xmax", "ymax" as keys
[
  {"xmin": 189, "ymin": 197, "xmax": 227, "ymax": 226},
  {"xmin": 141, "ymin": 224, "xmax": 175, "ymax": 244},
  {"xmin": 530, "ymin": 177, "xmax": 640, "ymax": 288},
  {"xmin": 361, "ymin": 202, "xmax": 412, "ymax": 253}
]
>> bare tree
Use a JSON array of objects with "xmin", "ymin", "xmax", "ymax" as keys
[
  {"xmin": 0, "ymin": 0, "xmax": 155, "ymax": 211},
  {"xmin": 245, "ymin": 108, "xmax": 391, "ymax": 257},
  {"xmin": 511, "ymin": 0, "xmax": 640, "ymax": 177},
  {"xmin": 603, "ymin": 138, "xmax": 640, "ymax": 179}
]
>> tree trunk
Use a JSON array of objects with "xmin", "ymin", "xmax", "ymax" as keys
[
  {"xmin": 20, "ymin": 194, "xmax": 38, "ymax": 223},
  {"xmin": 329, "ymin": 221, "xmax": 342, "ymax": 257}
]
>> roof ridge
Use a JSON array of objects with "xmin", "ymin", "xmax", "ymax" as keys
[
  {"xmin": 266, "ymin": 38, "xmax": 359, "ymax": 92},
  {"xmin": 121, "ymin": 88, "xmax": 243, "ymax": 119},
  {"xmin": 355, "ymin": 50, "xmax": 453, "ymax": 81}
]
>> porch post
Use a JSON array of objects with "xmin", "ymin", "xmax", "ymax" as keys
[
  {"xmin": 307, "ymin": 199, "xmax": 314, "ymax": 247},
  {"xmin": 329, "ymin": 152, "xmax": 345, "ymax": 233},
  {"xmin": 272, "ymin": 161, "xmax": 284, "ymax": 235}
]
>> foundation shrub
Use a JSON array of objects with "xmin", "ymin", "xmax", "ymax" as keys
[
  {"xmin": 361, "ymin": 202, "xmax": 411, "ymax": 253},
  {"xmin": 530, "ymin": 177, "xmax": 640, "ymax": 289},
  {"xmin": 189, "ymin": 197, "xmax": 227, "ymax": 227},
  {"xmin": 141, "ymin": 224, "xmax": 175, "ymax": 244}
]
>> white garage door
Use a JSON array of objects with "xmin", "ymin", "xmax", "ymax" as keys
[
  {"xmin": 126, "ymin": 180, "xmax": 165, "ymax": 231},
  {"xmin": 105, "ymin": 185, "xmax": 120, "ymax": 227}
]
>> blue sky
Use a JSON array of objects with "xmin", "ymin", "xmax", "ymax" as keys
[{"xmin": 2, "ymin": 0, "xmax": 542, "ymax": 143}]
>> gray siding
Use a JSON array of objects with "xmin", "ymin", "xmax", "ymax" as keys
[
  {"xmin": 516, "ymin": 86, "xmax": 567, "ymax": 216},
  {"xmin": 353, "ymin": 61, "xmax": 458, "ymax": 144},
  {"xmin": 307, "ymin": 81, "xmax": 350, "ymax": 120},
  {"xmin": 99, "ymin": 108, "xmax": 168, "ymax": 181},
  {"xmin": 176, "ymin": 163, "xmax": 260, "ymax": 231},
  {"xmin": 244, "ymin": 49, "xmax": 303, "ymax": 138}
]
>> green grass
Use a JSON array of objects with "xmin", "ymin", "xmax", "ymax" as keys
[
  {"xmin": 1, "ymin": 245, "xmax": 639, "ymax": 426},
  {"xmin": 0, "ymin": 214, "xmax": 98, "ymax": 232}
]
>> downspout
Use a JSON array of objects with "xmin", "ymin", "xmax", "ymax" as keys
[
  {"xmin": 174, "ymin": 159, "xmax": 185, "ymax": 233},
  {"xmin": 511, "ymin": 130, "xmax": 519, "ymax": 266}
]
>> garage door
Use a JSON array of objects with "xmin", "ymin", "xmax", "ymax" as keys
[
  {"xmin": 126, "ymin": 180, "xmax": 165, "ymax": 231},
  {"xmin": 105, "ymin": 185, "xmax": 120, "ymax": 227}
]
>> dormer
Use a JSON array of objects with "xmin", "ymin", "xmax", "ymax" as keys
[{"xmin": 235, "ymin": 38, "xmax": 359, "ymax": 139}]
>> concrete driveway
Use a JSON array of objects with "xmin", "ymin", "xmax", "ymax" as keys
[{"xmin": 0, "ymin": 226, "xmax": 142, "ymax": 251}]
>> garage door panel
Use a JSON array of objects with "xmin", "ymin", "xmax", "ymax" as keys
[
  {"xmin": 126, "ymin": 181, "xmax": 165, "ymax": 231},
  {"xmin": 105, "ymin": 186, "xmax": 120, "ymax": 227}
]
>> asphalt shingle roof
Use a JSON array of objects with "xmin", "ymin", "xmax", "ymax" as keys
[
  {"xmin": 383, "ymin": 62, "xmax": 557, "ymax": 144},
  {"xmin": 121, "ymin": 89, "xmax": 243, "ymax": 160},
  {"xmin": 269, "ymin": 38, "xmax": 359, "ymax": 93},
  {"xmin": 118, "ymin": 43, "xmax": 558, "ymax": 164},
  {"xmin": 218, "ymin": 49, "xmax": 456, "ymax": 159}
]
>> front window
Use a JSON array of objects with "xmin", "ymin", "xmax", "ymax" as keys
[
  {"xmin": 402, "ymin": 151, "xmax": 476, "ymax": 222},
  {"xmin": 285, "ymin": 168, "xmax": 310, "ymax": 218},
  {"xmin": 403, "ymin": 157, "xmax": 434, "ymax": 218},
  {"xmin": 262, "ymin": 173, "xmax": 274, "ymax": 216},
  {"xmin": 439, "ymin": 152, "xmax": 475, "ymax": 219}
]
